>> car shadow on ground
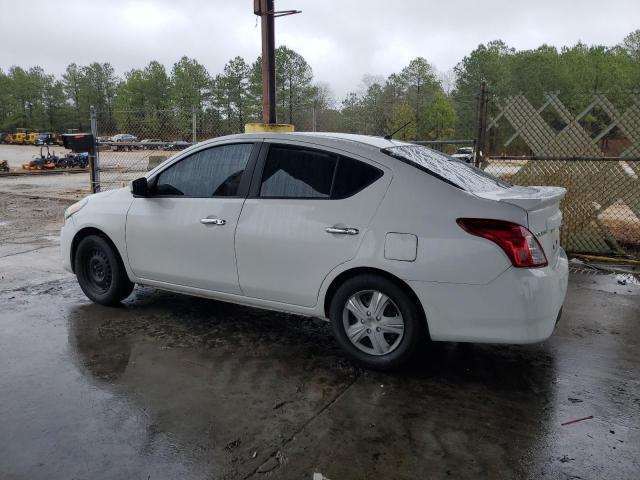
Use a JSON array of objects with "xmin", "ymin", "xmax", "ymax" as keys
[
  {"xmin": 66, "ymin": 286, "xmax": 558, "ymax": 478},
  {"xmin": 68, "ymin": 285, "xmax": 555, "ymax": 394}
]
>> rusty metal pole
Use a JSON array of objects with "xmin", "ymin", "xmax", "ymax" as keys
[
  {"xmin": 261, "ymin": 0, "xmax": 276, "ymax": 124},
  {"xmin": 89, "ymin": 105, "xmax": 98, "ymax": 193},
  {"xmin": 474, "ymin": 81, "xmax": 488, "ymax": 168},
  {"xmin": 251, "ymin": 1, "xmax": 299, "ymax": 131}
]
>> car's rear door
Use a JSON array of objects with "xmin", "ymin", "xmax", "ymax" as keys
[
  {"xmin": 125, "ymin": 141, "xmax": 259, "ymax": 294},
  {"xmin": 235, "ymin": 140, "xmax": 390, "ymax": 307}
]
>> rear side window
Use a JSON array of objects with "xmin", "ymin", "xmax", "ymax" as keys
[
  {"xmin": 154, "ymin": 143, "xmax": 252, "ymax": 197},
  {"xmin": 259, "ymin": 145, "xmax": 383, "ymax": 199},
  {"xmin": 332, "ymin": 156, "xmax": 383, "ymax": 199},
  {"xmin": 382, "ymin": 145, "xmax": 510, "ymax": 193},
  {"xmin": 260, "ymin": 145, "xmax": 336, "ymax": 198}
]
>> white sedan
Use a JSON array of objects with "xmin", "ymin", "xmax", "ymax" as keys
[{"xmin": 61, "ymin": 133, "xmax": 568, "ymax": 369}]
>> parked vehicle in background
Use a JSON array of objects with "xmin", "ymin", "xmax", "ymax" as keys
[
  {"xmin": 110, "ymin": 133, "xmax": 139, "ymax": 151},
  {"xmin": 0, "ymin": 132, "xmax": 8, "ymax": 144},
  {"xmin": 53, "ymin": 133, "xmax": 65, "ymax": 146},
  {"xmin": 451, "ymin": 147, "xmax": 475, "ymax": 163},
  {"xmin": 6, "ymin": 128, "xmax": 38, "ymax": 145},
  {"xmin": 166, "ymin": 140, "xmax": 191, "ymax": 151},
  {"xmin": 24, "ymin": 129, "xmax": 39, "ymax": 145},
  {"xmin": 110, "ymin": 133, "xmax": 138, "ymax": 142},
  {"xmin": 22, "ymin": 145, "xmax": 59, "ymax": 170},
  {"xmin": 61, "ymin": 132, "xmax": 568, "ymax": 370},
  {"xmin": 35, "ymin": 132, "xmax": 55, "ymax": 145},
  {"xmin": 58, "ymin": 152, "xmax": 89, "ymax": 169},
  {"xmin": 140, "ymin": 139, "xmax": 163, "ymax": 150}
]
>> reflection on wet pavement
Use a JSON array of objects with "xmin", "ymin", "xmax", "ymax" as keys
[{"xmin": 1, "ymin": 272, "xmax": 639, "ymax": 479}]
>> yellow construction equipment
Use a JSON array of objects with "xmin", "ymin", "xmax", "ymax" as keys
[
  {"xmin": 8, "ymin": 128, "xmax": 38, "ymax": 145},
  {"xmin": 25, "ymin": 131, "xmax": 38, "ymax": 144}
]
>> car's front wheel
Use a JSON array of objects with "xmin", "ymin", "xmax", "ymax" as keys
[
  {"xmin": 329, "ymin": 274, "xmax": 426, "ymax": 370},
  {"xmin": 74, "ymin": 235, "xmax": 134, "ymax": 305}
]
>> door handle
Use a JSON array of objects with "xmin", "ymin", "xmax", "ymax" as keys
[
  {"xmin": 200, "ymin": 217, "xmax": 226, "ymax": 225},
  {"xmin": 325, "ymin": 226, "xmax": 359, "ymax": 235}
]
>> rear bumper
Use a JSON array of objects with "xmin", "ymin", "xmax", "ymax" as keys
[{"xmin": 408, "ymin": 248, "xmax": 569, "ymax": 344}]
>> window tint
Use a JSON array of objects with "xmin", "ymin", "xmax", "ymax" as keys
[
  {"xmin": 332, "ymin": 157, "xmax": 383, "ymax": 198},
  {"xmin": 260, "ymin": 146, "xmax": 337, "ymax": 198},
  {"xmin": 155, "ymin": 143, "xmax": 252, "ymax": 197}
]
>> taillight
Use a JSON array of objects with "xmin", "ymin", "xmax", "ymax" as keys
[{"xmin": 456, "ymin": 218, "xmax": 548, "ymax": 268}]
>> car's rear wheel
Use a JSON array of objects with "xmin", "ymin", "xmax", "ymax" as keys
[
  {"xmin": 75, "ymin": 235, "xmax": 134, "ymax": 305},
  {"xmin": 329, "ymin": 274, "xmax": 425, "ymax": 370}
]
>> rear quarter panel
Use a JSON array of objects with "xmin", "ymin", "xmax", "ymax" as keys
[{"xmin": 334, "ymin": 158, "xmax": 529, "ymax": 285}]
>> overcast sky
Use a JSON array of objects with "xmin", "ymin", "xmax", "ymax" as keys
[{"xmin": 0, "ymin": 0, "xmax": 637, "ymax": 98}]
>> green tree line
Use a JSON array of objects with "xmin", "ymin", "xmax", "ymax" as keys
[{"xmin": 1, "ymin": 30, "xmax": 638, "ymax": 141}]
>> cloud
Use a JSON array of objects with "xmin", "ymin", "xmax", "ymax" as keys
[{"xmin": 0, "ymin": 0, "xmax": 636, "ymax": 98}]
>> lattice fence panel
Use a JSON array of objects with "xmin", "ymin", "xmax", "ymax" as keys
[{"xmin": 486, "ymin": 91, "xmax": 640, "ymax": 257}]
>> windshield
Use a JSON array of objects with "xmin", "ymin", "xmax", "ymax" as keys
[{"xmin": 382, "ymin": 144, "xmax": 510, "ymax": 192}]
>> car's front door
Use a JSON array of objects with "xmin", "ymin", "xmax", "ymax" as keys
[
  {"xmin": 235, "ymin": 141, "xmax": 390, "ymax": 307},
  {"xmin": 125, "ymin": 142, "xmax": 258, "ymax": 294}
]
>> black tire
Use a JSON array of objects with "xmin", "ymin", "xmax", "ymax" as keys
[
  {"xmin": 329, "ymin": 274, "xmax": 426, "ymax": 371},
  {"xmin": 74, "ymin": 235, "xmax": 134, "ymax": 305}
]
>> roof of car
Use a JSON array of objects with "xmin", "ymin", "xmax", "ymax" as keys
[
  {"xmin": 206, "ymin": 131, "xmax": 413, "ymax": 156},
  {"xmin": 292, "ymin": 132, "xmax": 407, "ymax": 148}
]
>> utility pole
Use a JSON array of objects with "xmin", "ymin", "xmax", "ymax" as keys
[
  {"xmin": 254, "ymin": 1, "xmax": 300, "ymax": 125},
  {"xmin": 260, "ymin": 0, "xmax": 275, "ymax": 124}
]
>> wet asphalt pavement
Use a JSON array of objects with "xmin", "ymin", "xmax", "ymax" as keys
[{"xmin": 1, "ymin": 194, "xmax": 639, "ymax": 479}]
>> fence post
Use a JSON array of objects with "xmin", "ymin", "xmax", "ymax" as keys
[
  {"xmin": 89, "ymin": 105, "xmax": 98, "ymax": 193},
  {"xmin": 474, "ymin": 81, "xmax": 488, "ymax": 168},
  {"xmin": 312, "ymin": 100, "xmax": 317, "ymax": 132},
  {"xmin": 192, "ymin": 107, "xmax": 197, "ymax": 144}
]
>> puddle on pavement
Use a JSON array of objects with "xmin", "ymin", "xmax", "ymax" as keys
[{"xmin": 1, "ymin": 278, "xmax": 639, "ymax": 480}]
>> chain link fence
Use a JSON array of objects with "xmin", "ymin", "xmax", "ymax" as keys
[
  {"xmin": 93, "ymin": 106, "xmax": 334, "ymax": 190},
  {"xmin": 483, "ymin": 91, "xmax": 640, "ymax": 257},
  {"xmin": 482, "ymin": 158, "xmax": 639, "ymax": 256},
  {"xmin": 94, "ymin": 108, "xmax": 239, "ymax": 190},
  {"xmin": 93, "ymin": 90, "xmax": 640, "ymax": 258}
]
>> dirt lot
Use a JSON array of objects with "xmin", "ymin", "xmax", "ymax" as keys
[{"xmin": 1, "ymin": 192, "xmax": 639, "ymax": 480}]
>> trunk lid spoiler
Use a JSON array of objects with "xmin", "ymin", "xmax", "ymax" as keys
[{"xmin": 473, "ymin": 186, "xmax": 566, "ymax": 211}]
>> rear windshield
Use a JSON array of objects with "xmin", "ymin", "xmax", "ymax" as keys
[{"xmin": 382, "ymin": 145, "xmax": 510, "ymax": 192}]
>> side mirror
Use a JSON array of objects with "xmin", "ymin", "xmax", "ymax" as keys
[{"xmin": 131, "ymin": 177, "xmax": 149, "ymax": 197}]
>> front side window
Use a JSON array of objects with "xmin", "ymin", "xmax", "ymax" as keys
[
  {"xmin": 259, "ymin": 145, "xmax": 383, "ymax": 199},
  {"xmin": 154, "ymin": 143, "xmax": 252, "ymax": 197}
]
